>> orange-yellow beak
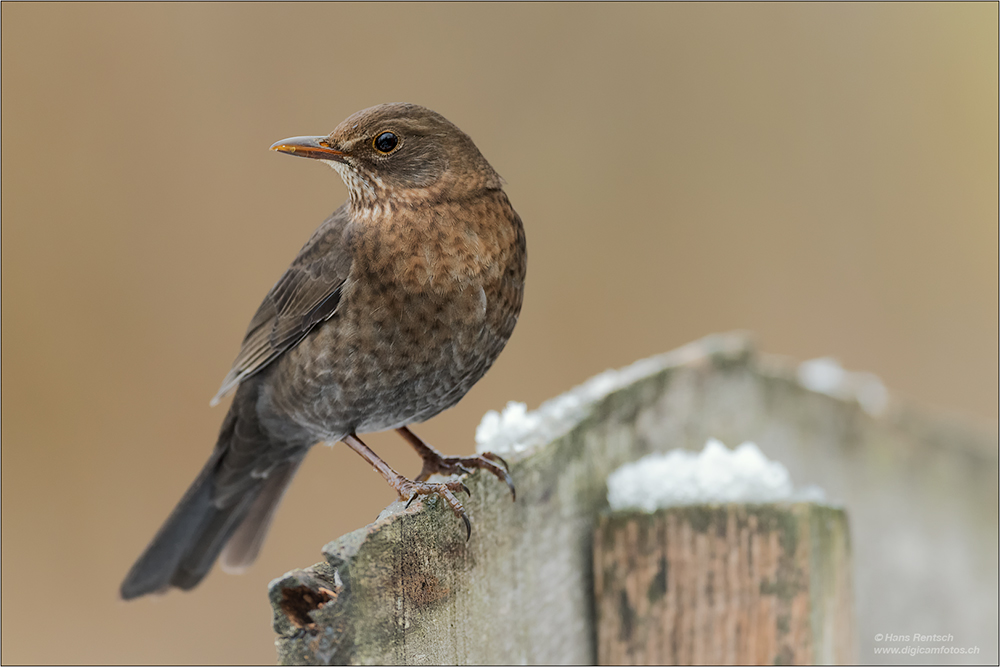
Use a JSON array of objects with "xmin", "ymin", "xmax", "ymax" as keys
[{"xmin": 269, "ymin": 136, "xmax": 345, "ymax": 161}]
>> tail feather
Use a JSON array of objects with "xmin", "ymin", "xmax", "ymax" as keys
[
  {"xmin": 221, "ymin": 458, "xmax": 303, "ymax": 573},
  {"xmin": 168, "ymin": 485, "xmax": 260, "ymax": 591},
  {"xmin": 120, "ymin": 382, "xmax": 308, "ymax": 600},
  {"xmin": 120, "ymin": 448, "xmax": 234, "ymax": 599}
]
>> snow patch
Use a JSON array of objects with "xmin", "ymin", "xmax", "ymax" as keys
[
  {"xmin": 797, "ymin": 357, "xmax": 888, "ymax": 416},
  {"xmin": 607, "ymin": 438, "xmax": 825, "ymax": 511}
]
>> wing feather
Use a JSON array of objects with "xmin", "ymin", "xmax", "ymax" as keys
[{"xmin": 211, "ymin": 205, "xmax": 354, "ymax": 405}]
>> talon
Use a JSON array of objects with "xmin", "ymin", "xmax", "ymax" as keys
[
  {"xmin": 462, "ymin": 514, "xmax": 471, "ymax": 541},
  {"xmin": 483, "ymin": 451, "xmax": 509, "ymax": 471},
  {"xmin": 405, "ymin": 493, "xmax": 418, "ymax": 509},
  {"xmin": 457, "ymin": 465, "xmax": 473, "ymax": 476},
  {"xmin": 460, "ymin": 482, "xmax": 471, "ymax": 497},
  {"xmin": 503, "ymin": 472, "xmax": 516, "ymax": 502}
]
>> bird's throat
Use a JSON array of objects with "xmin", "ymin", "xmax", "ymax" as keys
[{"xmin": 323, "ymin": 160, "xmax": 381, "ymax": 208}]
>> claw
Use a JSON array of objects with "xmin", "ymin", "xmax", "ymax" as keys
[
  {"xmin": 462, "ymin": 514, "xmax": 471, "ymax": 541},
  {"xmin": 483, "ymin": 451, "xmax": 510, "ymax": 471},
  {"xmin": 405, "ymin": 493, "xmax": 418, "ymax": 509},
  {"xmin": 502, "ymin": 470, "xmax": 516, "ymax": 502},
  {"xmin": 460, "ymin": 482, "xmax": 471, "ymax": 497},
  {"xmin": 457, "ymin": 465, "xmax": 473, "ymax": 476}
]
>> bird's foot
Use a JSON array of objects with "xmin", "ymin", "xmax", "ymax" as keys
[
  {"xmin": 394, "ymin": 476, "xmax": 473, "ymax": 539},
  {"xmin": 396, "ymin": 426, "xmax": 516, "ymax": 501},
  {"xmin": 416, "ymin": 452, "xmax": 516, "ymax": 501}
]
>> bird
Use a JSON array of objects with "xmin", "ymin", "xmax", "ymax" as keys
[{"xmin": 120, "ymin": 103, "xmax": 526, "ymax": 600}]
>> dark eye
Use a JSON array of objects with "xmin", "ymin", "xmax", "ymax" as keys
[{"xmin": 373, "ymin": 132, "xmax": 398, "ymax": 154}]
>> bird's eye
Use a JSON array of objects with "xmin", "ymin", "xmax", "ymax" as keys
[{"xmin": 373, "ymin": 132, "xmax": 399, "ymax": 154}]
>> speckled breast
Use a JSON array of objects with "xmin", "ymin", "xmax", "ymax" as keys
[{"xmin": 263, "ymin": 192, "xmax": 525, "ymax": 441}]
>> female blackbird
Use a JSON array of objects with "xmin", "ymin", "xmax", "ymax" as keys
[{"xmin": 121, "ymin": 103, "xmax": 526, "ymax": 599}]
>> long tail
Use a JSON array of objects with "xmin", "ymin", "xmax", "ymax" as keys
[{"xmin": 120, "ymin": 383, "xmax": 305, "ymax": 600}]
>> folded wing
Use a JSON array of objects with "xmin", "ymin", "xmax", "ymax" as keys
[{"xmin": 211, "ymin": 205, "xmax": 355, "ymax": 405}]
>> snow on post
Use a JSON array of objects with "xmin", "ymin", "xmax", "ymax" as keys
[{"xmin": 595, "ymin": 439, "xmax": 854, "ymax": 664}]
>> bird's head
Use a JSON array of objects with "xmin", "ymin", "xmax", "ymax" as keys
[{"xmin": 270, "ymin": 103, "xmax": 503, "ymax": 209}]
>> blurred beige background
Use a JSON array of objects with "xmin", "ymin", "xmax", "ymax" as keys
[{"xmin": 2, "ymin": 3, "xmax": 996, "ymax": 664}]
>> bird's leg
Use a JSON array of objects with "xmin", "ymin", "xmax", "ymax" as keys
[
  {"xmin": 395, "ymin": 426, "xmax": 516, "ymax": 501},
  {"xmin": 341, "ymin": 433, "xmax": 473, "ymax": 538}
]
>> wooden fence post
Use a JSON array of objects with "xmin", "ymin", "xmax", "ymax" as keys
[
  {"xmin": 593, "ymin": 504, "xmax": 854, "ymax": 665},
  {"xmin": 266, "ymin": 332, "xmax": 997, "ymax": 665}
]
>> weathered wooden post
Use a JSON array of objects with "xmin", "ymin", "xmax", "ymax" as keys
[
  {"xmin": 593, "ymin": 504, "xmax": 854, "ymax": 665},
  {"xmin": 266, "ymin": 332, "xmax": 997, "ymax": 665}
]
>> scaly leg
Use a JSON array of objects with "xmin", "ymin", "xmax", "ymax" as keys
[
  {"xmin": 395, "ymin": 426, "xmax": 516, "ymax": 501},
  {"xmin": 341, "ymin": 433, "xmax": 473, "ymax": 538}
]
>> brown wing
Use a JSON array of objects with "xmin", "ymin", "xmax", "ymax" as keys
[{"xmin": 210, "ymin": 205, "xmax": 354, "ymax": 405}]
